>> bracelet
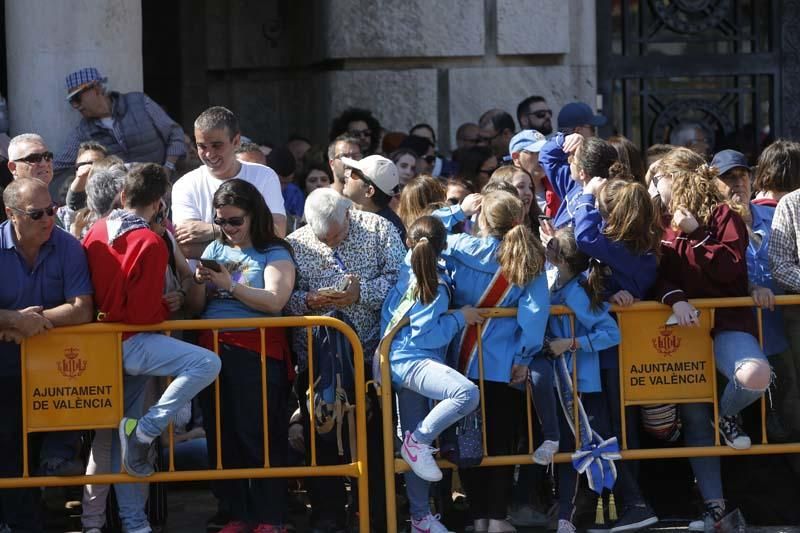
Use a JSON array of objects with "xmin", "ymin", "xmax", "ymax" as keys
[{"xmin": 568, "ymin": 337, "xmax": 578, "ymax": 353}]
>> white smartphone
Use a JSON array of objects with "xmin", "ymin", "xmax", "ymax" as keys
[{"xmin": 317, "ymin": 277, "xmax": 350, "ymax": 296}]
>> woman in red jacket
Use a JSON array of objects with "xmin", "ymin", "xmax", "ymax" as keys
[{"xmin": 653, "ymin": 148, "xmax": 770, "ymax": 530}]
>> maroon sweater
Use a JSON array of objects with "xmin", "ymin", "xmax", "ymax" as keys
[{"xmin": 653, "ymin": 203, "xmax": 756, "ymax": 337}]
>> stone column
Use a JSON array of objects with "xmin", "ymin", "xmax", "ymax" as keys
[{"xmin": 5, "ymin": 0, "xmax": 143, "ymax": 153}]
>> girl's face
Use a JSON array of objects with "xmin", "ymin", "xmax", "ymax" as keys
[
  {"xmin": 510, "ymin": 171, "xmax": 534, "ymax": 213},
  {"xmin": 396, "ymin": 154, "xmax": 417, "ymax": 184},
  {"xmin": 305, "ymin": 169, "xmax": 331, "ymax": 195},
  {"xmin": 214, "ymin": 204, "xmax": 252, "ymax": 248}
]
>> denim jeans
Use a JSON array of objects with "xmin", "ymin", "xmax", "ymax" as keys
[
  {"xmin": 713, "ymin": 331, "xmax": 769, "ymax": 418},
  {"xmin": 394, "ymin": 358, "xmax": 479, "ymax": 520},
  {"xmin": 112, "ymin": 333, "xmax": 220, "ymax": 533},
  {"xmin": 530, "ymin": 356, "xmax": 559, "ymax": 442}
]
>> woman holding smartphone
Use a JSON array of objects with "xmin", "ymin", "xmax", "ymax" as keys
[{"xmin": 189, "ymin": 178, "xmax": 296, "ymax": 533}]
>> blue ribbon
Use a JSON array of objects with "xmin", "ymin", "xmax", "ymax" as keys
[{"xmin": 571, "ymin": 436, "xmax": 622, "ymax": 494}]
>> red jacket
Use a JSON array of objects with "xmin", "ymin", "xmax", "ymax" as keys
[
  {"xmin": 653, "ymin": 203, "xmax": 756, "ymax": 337},
  {"xmin": 83, "ymin": 217, "xmax": 170, "ymax": 327},
  {"xmin": 543, "ymin": 176, "xmax": 561, "ymax": 217}
]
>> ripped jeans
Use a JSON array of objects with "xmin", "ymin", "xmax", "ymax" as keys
[
  {"xmin": 713, "ymin": 330, "xmax": 770, "ymax": 418},
  {"xmin": 680, "ymin": 330, "xmax": 770, "ymax": 501}
]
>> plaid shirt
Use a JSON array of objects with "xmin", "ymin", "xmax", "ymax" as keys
[{"xmin": 768, "ymin": 189, "xmax": 800, "ymax": 293}]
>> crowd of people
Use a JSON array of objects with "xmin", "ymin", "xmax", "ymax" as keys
[{"xmin": 0, "ymin": 66, "xmax": 799, "ymax": 533}]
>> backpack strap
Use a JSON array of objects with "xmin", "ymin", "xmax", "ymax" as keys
[{"xmin": 457, "ymin": 269, "xmax": 512, "ymax": 375}]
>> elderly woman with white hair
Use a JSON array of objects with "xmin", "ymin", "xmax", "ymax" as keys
[{"xmin": 285, "ymin": 187, "xmax": 404, "ymax": 531}]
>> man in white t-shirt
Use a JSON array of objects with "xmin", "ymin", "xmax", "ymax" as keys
[{"xmin": 171, "ymin": 106, "xmax": 286, "ymax": 258}]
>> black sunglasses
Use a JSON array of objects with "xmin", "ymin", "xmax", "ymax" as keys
[
  {"xmin": 75, "ymin": 161, "xmax": 93, "ymax": 173},
  {"xmin": 10, "ymin": 202, "xmax": 57, "ymax": 220},
  {"xmin": 528, "ymin": 109, "xmax": 553, "ymax": 119},
  {"xmin": 214, "ymin": 216, "xmax": 246, "ymax": 227},
  {"xmin": 69, "ymin": 85, "xmax": 94, "ymax": 108},
  {"xmin": 423, "ymin": 155, "xmax": 436, "ymax": 165},
  {"xmin": 15, "ymin": 151, "xmax": 54, "ymax": 164}
]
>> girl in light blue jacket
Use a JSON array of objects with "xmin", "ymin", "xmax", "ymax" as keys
[
  {"xmin": 530, "ymin": 226, "xmax": 620, "ymax": 531},
  {"xmin": 382, "ymin": 215, "xmax": 484, "ymax": 533},
  {"xmin": 432, "ymin": 190, "xmax": 550, "ymax": 533}
]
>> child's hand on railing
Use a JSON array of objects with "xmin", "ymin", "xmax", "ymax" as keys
[{"xmin": 461, "ymin": 305, "xmax": 485, "ymax": 326}]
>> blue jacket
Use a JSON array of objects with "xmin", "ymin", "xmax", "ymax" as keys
[
  {"xmin": 748, "ymin": 201, "xmax": 788, "ymax": 356},
  {"xmin": 381, "ymin": 260, "xmax": 466, "ymax": 371},
  {"xmin": 573, "ymin": 193, "xmax": 658, "ymax": 300},
  {"xmin": 539, "ymin": 133, "xmax": 584, "ymax": 229},
  {"xmin": 548, "ymin": 275, "xmax": 620, "ymax": 393},
  {"xmin": 433, "ymin": 205, "xmax": 550, "ymax": 383}
]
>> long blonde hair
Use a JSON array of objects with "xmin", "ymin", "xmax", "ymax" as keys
[
  {"xmin": 668, "ymin": 163, "xmax": 733, "ymax": 225},
  {"xmin": 479, "ymin": 190, "xmax": 545, "ymax": 286}
]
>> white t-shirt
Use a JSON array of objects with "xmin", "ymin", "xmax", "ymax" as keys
[{"xmin": 171, "ymin": 161, "xmax": 286, "ymax": 224}]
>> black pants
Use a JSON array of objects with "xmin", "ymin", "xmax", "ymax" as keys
[
  {"xmin": 0, "ymin": 376, "xmax": 42, "ymax": 532},
  {"xmin": 460, "ymin": 381, "xmax": 525, "ymax": 520},
  {"xmin": 202, "ymin": 345, "xmax": 289, "ymax": 525}
]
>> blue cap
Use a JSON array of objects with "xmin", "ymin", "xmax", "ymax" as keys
[
  {"xmin": 509, "ymin": 129, "xmax": 547, "ymax": 155},
  {"xmin": 557, "ymin": 102, "xmax": 607, "ymax": 129},
  {"xmin": 711, "ymin": 149, "xmax": 749, "ymax": 175},
  {"xmin": 65, "ymin": 67, "xmax": 107, "ymax": 100}
]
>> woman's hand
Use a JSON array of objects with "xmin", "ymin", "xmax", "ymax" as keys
[
  {"xmin": 672, "ymin": 207, "xmax": 700, "ymax": 234},
  {"xmin": 610, "ymin": 290, "xmax": 635, "ymax": 307},
  {"xmin": 549, "ymin": 337, "xmax": 575, "ymax": 356},
  {"xmin": 510, "ymin": 364, "xmax": 529, "ymax": 385},
  {"xmin": 671, "ymin": 301, "xmax": 700, "ymax": 327},
  {"xmin": 563, "ymin": 133, "xmax": 584, "ymax": 154},
  {"xmin": 195, "ymin": 263, "xmax": 233, "ymax": 292},
  {"xmin": 162, "ymin": 290, "xmax": 185, "ymax": 312},
  {"xmin": 461, "ymin": 193, "xmax": 483, "ymax": 217},
  {"xmin": 583, "ymin": 176, "xmax": 607, "ymax": 196},
  {"xmin": 460, "ymin": 306, "xmax": 485, "ymax": 326},
  {"xmin": 751, "ymin": 285, "xmax": 775, "ymax": 311}
]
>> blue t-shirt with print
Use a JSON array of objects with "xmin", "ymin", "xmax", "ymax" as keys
[{"xmin": 201, "ymin": 241, "xmax": 294, "ymax": 320}]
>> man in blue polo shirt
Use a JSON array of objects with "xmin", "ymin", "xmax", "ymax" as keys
[{"xmin": 0, "ymin": 177, "xmax": 93, "ymax": 532}]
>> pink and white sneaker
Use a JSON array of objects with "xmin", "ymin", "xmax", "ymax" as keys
[
  {"xmin": 411, "ymin": 513, "xmax": 453, "ymax": 533},
  {"xmin": 401, "ymin": 431, "xmax": 442, "ymax": 482}
]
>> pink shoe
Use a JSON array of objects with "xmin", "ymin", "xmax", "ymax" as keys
[{"xmin": 401, "ymin": 430, "xmax": 442, "ymax": 482}]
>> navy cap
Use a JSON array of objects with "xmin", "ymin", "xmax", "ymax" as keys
[
  {"xmin": 557, "ymin": 102, "xmax": 607, "ymax": 129},
  {"xmin": 711, "ymin": 149, "xmax": 749, "ymax": 175}
]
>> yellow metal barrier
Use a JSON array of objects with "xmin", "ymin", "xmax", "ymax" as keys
[
  {"xmin": 0, "ymin": 316, "xmax": 370, "ymax": 533},
  {"xmin": 379, "ymin": 296, "xmax": 800, "ymax": 533}
]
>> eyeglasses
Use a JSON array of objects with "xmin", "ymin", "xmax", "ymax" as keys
[
  {"xmin": 527, "ymin": 109, "xmax": 553, "ymax": 119},
  {"xmin": 69, "ymin": 86, "xmax": 93, "ymax": 108},
  {"xmin": 10, "ymin": 202, "xmax": 57, "ymax": 221},
  {"xmin": 348, "ymin": 129, "xmax": 371, "ymax": 139},
  {"xmin": 213, "ymin": 216, "xmax": 246, "ymax": 227},
  {"xmin": 75, "ymin": 161, "xmax": 93, "ymax": 173},
  {"xmin": 14, "ymin": 151, "xmax": 53, "ymax": 165}
]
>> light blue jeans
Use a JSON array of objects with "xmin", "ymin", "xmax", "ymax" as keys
[
  {"xmin": 112, "ymin": 333, "xmax": 221, "ymax": 533},
  {"xmin": 393, "ymin": 358, "xmax": 479, "ymax": 520},
  {"xmin": 681, "ymin": 330, "xmax": 769, "ymax": 501}
]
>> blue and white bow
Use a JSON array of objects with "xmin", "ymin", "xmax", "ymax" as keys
[{"xmin": 553, "ymin": 355, "xmax": 620, "ymax": 494}]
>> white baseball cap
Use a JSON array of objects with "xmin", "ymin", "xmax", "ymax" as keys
[{"xmin": 341, "ymin": 154, "xmax": 400, "ymax": 196}]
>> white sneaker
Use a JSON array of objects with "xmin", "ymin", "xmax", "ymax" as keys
[
  {"xmin": 411, "ymin": 513, "xmax": 453, "ymax": 533},
  {"xmin": 533, "ymin": 440, "xmax": 560, "ymax": 465},
  {"xmin": 401, "ymin": 431, "xmax": 442, "ymax": 482},
  {"xmin": 557, "ymin": 519, "xmax": 577, "ymax": 533}
]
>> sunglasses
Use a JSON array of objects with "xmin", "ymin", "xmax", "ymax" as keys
[
  {"xmin": 213, "ymin": 216, "xmax": 246, "ymax": 227},
  {"xmin": 447, "ymin": 197, "xmax": 461, "ymax": 205},
  {"xmin": 75, "ymin": 160, "xmax": 93, "ymax": 173},
  {"xmin": 528, "ymin": 109, "xmax": 553, "ymax": 119},
  {"xmin": 348, "ymin": 129, "xmax": 371, "ymax": 138},
  {"xmin": 15, "ymin": 151, "xmax": 54, "ymax": 165},
  {"xmin": 69, "ymin": 85, "xmax": 94, "ymax": 108},
  {"xmin": 10, "ymin": 202, "xmax": 57, "ymax": 220},
  {"xmin": 423, "ymin": 155, "xmax": 436, "ymax": 165}
]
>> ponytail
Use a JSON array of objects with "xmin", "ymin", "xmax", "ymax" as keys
[
  {"xmin": 585, "ymin": 258, "xmax": 610, "ymax": 311},
  {"xmin": 497, "ymin": 224, "xmax": 545, "ymax": 286},
  {"xmin": 407, "ymin": 216, "xmax": 447, "ymax": 305}
]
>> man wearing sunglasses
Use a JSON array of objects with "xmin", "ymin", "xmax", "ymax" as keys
[
  {"xmin": 8, "ymin": 133, "xmax": 54, "ymax": 185},
  {"xmin": 478, "ymin": 108, "xmax": 516, "ymax": 161},
  {"xmin": 341, "ymin": 154, "xmax": 406, "ymax": 243},
  {"xmin": 54, "ymin": 67, "xmax": 186, "ymax": 188},
  {"xmin": 516, "ymin": 95, "xmax": 554, "ymax": 136},
  {"xmin": 0, "ymin": 177, "xmax": 94, "ymax": 532}
]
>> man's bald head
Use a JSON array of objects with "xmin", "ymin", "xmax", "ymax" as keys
[{"xmin": 3, "ymin": 177, "xmax": 49, "ymax": 210}]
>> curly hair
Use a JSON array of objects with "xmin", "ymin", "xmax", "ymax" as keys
[
  {"xmin": 668, "ymin": 163, "xmax": 731, "ymax": 225},
  {"xmin": 328, "ymin": 108, "xmax": 382, "ymax": 156}
]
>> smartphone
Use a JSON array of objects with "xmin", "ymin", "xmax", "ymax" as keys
[
  {"xmin": 537, "ymin": 214, "xmax": 553, "ymax": 222},
  {"xmin": 318, "ymin": 277, "xmax": 350, "ymax": 296},
  {"xmin": 200, "ymin": 259, "xmax": 222, "ymax": 273},
  {"xmin": 665, "ymin": 309, "xmax": 700, "ymax": 326}
]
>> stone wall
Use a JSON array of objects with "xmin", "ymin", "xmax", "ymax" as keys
[{"xmin": 182, "ymin": 0, "xmax": 597, "ymax": 152}]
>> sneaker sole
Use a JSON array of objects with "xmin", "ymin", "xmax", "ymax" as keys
[
  {"xmin": 401, "ymin": 445, "xmax": 442, "ymax": 482},
  {"xmin": 610, "ymin": 516, "xmax": 659, "ymax": 532},
  {"xmin": 118, "ymin": 418, "xmax": 153, "ymax": 478}
]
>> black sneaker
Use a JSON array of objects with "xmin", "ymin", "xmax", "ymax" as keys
[
  {"xmin": 119, "ymin": 417, "xmax": 155, "ymax": 477},
  {"xmin": 610, "ymin": 505, "xmax": 658, "ymax": 532},
  {"xmin": 716, "ymin": 415, "xmax": 751, "ymax": 450}
]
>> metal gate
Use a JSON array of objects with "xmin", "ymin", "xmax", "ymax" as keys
[{"xmin": 596, "ymin": 0, "xmax": 783, "ymax": 162}]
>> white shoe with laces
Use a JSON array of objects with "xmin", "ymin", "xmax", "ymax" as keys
[
  {"xmin": 401, "ymin": 431, "xmax": 442, "ymax": 482},
  {"xmin": 557, "ymin": 519, "xmax": 577, "ymax": 533},
  {"xmin": 411, "ymin": 513, "xmax": 453, "ymax": 533},
  {"xmin": 533, "ymin": 439, "xmax": 560, "ymax": 466}
]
